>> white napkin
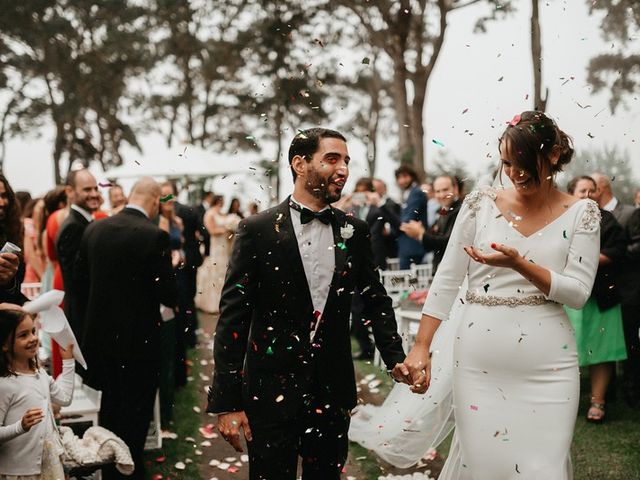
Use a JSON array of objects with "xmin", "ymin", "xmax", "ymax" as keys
[{"xmin": 24, "ymin": 290, "xmax": 87, "ymax": 370}]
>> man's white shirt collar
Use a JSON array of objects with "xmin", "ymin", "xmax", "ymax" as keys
[
  {"xmin": 71, "ymin": 204, "xmax": 93, "ymax": 223},
  {"xmin": 603, "ymin": 197, "xmax": 618, "ymax": 212},
  {"xmin": 125, "ymin": 204, "xmax": 149, "ymax": 218}
]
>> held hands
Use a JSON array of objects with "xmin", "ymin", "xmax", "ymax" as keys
[
  {"xmin": 463, "ymin": 243, "xmax": 523, "ymax": 269},
  {"xmin": 392, "ymin": 345, "xmax": 432, "ymax": 395},
  {"xmin": 59, "ymin": 343, "xmax": 74, "ymax": 361},
  {"xmin": 21, "ymin": 407, "xmax": 44, "ymax": 431},
  {"xmin": 217, "ymin": 411, "xmax": 252, "ymax": 452},
  {"xmin": 0, "ymin": 253, "xmax": 19, "ymax": 286}
]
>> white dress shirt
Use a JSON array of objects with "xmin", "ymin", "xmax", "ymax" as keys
[
  {"xmin": 289, "ymin": 196, "xmax": 335, "ymax": 319},
  {"xmin": 70, "ymin": 204, "xmax": 93, "ymax": 223},
  {"xmin": 603, "ymin": 197, "xmax": 618, "ymax": 212}
]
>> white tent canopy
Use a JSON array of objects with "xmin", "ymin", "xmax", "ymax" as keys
[{"xmin": 103, "ymin": 145, "xmax": 263, "ymax": 179}]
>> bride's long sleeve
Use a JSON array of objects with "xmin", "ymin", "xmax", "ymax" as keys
[
  {"xmin": 421, "ymin": 193, "xmax": 478, "ymax": 321},
  {"xmin": 546, "ymin": 200, "xmax": 601, "ymax": 309}
]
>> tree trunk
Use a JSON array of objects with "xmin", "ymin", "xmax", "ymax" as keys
[
  {"xmin": 410, "ymin": 69, "xmax": 427, "ymax": 180},
  {"xmin": 391, "ymin": 56, "xmax": 413, "ymax": 164},
  {"xmin": 273, "ymin": 108, "xmax": 283, "ymax": 204},
  {"xmin": 53, "ymin": 124, "xmax": 64, "ymax": 184},
  {"xmin": 366, "ymin": 66, "xmax": 381, "ymax": 177},
  {"xmin": 531, "ymin": 0, "xmax": 548, "ymax": 111}
]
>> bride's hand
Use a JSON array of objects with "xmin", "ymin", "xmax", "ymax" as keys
[
  {"xmin": 404, "ymin": 344, "xmax": 431, "ymax": 394},
  {"xmin": 464, "ymin": 243, "xmax": 523, "ymax": 269}
]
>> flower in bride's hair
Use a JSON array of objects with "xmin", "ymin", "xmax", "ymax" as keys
[
  {"xmin": 340, "ymin": 222, "xmax": 354, "ymax": 240},
  {"xmin": 508, "ymin": 114, "xmax": 522, "ymax": 127}
]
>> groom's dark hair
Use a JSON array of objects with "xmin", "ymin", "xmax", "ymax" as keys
[{"xmin": 288, "ymin": 128, "xmax": 346, "ymax": 181}]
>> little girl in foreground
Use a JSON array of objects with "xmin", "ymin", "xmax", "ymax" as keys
[{"xmin": 0, "ymin": 307, "xmax": 75, "ymax": 480}]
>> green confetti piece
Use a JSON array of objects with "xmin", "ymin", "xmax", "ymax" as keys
[
  {"xmin": 235, "ymin": 283, "xmax": 244, "ymax": 289},
  {"xmin": 561, "ymin": 344, "xmax": 568, "ymax": 349},
  {"xmin": 160, "ymin": 194, "xmax": 174, "ymax": 203},
  {"xmin": 432, "ymin": 139, "xmax": 445, "ymax": 147},
  {"xmin": 362, "ymin": 57, "xmax": 370, "ymax": 65},
  {"xmin": 337, "ymin": 242, "xmax": 347, "ymax": 250},
  {"xmin": 266, "ymin": 346, "xmax": 274, "ymax": 355}
]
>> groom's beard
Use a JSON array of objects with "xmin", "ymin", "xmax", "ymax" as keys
[{"xmin": 305, "ymin": 168, "xmax": 344, "ymax": 205}]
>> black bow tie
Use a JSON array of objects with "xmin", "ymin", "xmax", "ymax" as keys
[{"xmin": 290, "ymin": 200, "xmax": 333, "ymax": 225}]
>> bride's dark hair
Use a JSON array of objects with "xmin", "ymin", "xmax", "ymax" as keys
[{"xmin": 498, "ymin": 111, "xmax": 574, "ymax": 185}]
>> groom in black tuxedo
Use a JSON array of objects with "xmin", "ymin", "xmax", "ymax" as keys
[{"xmin": 207, "ymin": 128, "xmax": 407, "ymax": 479}]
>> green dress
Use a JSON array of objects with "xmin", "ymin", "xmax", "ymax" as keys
[{"xmin": 565, "ymin": 297, "xmax": 627, "ymax": 367}]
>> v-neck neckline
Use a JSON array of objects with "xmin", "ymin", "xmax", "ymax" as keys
[{"xmin": 490, "ymin": 192, "xmax": 584, "ymax": 239}]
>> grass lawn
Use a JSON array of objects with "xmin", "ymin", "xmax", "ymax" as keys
[
  {"xmin": 143, "ymin": 349, "xmax": 201, "ymax": 479},
  {"xmin": 351, "ymin": 358, "xmax": 640, "ymax": 480}
]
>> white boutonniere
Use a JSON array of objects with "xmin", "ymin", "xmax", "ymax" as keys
[{"xmin": 340, "ymin": 223, "xmax": 354, "ymax": 240}]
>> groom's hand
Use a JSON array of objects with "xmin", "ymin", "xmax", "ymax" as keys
[
  {"xmin": 390, "ymin": 363, "xmax": 412, "ymax": 385},
  {"xmin": 217, "ymin": 411, "xmax": 253, "ymax": 452}
]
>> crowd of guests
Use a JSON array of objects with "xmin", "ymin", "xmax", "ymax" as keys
[
  {"xmin": 0, "ymin": 169, "xmax": 262, "ymax": 478},
  {"xmin": 339, "ymin": 165, "xmax": 640, "ymax": 425}
]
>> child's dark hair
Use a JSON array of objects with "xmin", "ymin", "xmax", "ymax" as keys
[{"xmin": 0, "ymin": 309, "xmax": 38, "ymax": 377}]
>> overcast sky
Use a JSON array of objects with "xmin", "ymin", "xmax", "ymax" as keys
[{"xmin": 4, "ymin": 0, "xmax": 639, "ymax": 203}]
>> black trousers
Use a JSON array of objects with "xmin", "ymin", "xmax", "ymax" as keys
[
  {"xmin": 246, "ymin": 396, "xmax": 350, "ymax": 480},
  {"xmin": 177, "ymin": 265, "xmax": 199, "ymax": 348},
  {"xmin": 99, "ymin": 358, "xmax": 159, "ymax": 479}
]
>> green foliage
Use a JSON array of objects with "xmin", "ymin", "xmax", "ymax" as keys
[
  {"xmin": 587, "ymin": 0, "xmax": 640, "ymax": 112},
  {"xmin": 561, "ymin": 146, "xmax": 637, "ymax": 204}
]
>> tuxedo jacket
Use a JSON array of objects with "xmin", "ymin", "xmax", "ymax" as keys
[
  {"xmin": 207, "ymin": 198, "xmax": 406, "ymax": 418},
  {"xmin": 591, "ymin": 209, "xmax": 626, "ymax": 311},
  {"xmin": 56, "ymin": 208, "xmax": 91, "ymax": 335},
  {"xmin": 616, "ymin": 208, "xmax": 640, "ymax": 306},
  {"xmin": 611, "ymin": 200, "xmax": 635, "ymax": 228},
  {"xmin": 422, "ymin": 198, "xmax": 462, "ymax": 272},
  {"xmin": 195, "ymin": 203, "xmax": 210, "ymax": 256},
  {"xmin": 175, "ymin": 202, "xmax": 204, "ymax": 269},
  {"xmin": 378, "ymin": 198, "xmax": 400, "ymax": 261},
  {"xmin": 75, "ymin": 208, "xmax": 177, "ymax": 386}
]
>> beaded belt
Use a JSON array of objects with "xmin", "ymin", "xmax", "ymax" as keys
[{"xmin": 465, "ymin": 291, "xmax": 553, "ymax": 307}]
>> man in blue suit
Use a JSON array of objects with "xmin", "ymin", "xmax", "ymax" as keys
[{"xmin": 394, "ymin": 165, "xmax": 427, "ymax": 269}]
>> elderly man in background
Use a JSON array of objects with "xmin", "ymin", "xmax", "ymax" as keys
[
  {"xmin": 400, "ymin": 174, "xmax": 462, "ymax": 273},
  {"xmin": 591, "ymin": 172, "xmax": 635, "ymax": 227}
]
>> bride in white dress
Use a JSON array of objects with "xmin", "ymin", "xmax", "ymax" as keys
[{"xmin": 351, "ymin": 111, "xmax": 601, "ymax": 479}]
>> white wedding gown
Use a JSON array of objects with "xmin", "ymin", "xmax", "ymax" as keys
[{"xmin": 350, "ymin": 187, "xmax": 601, "ymax": 479}]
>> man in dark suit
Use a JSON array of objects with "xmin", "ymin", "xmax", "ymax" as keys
[
  {"xmin": 393, "ymin": 165, "xmax": 428, "ymax": 269},
  {"xmin": 372, "ymin": 178, "xmax": 400, "ymax": 262},
  {"xmin": 207, "ymin": 128, "xmax": 407, "ymax": 479},
  {"xmin": 196, "ymin": 191, "xmax": 214, "ymax": 257},
  {"xmin": 76, "ymin": 177, "xmax": 177, "ymax": 479},
  {"xmin": 400, "ymin": 175, "xmax": 462, "ymax": 273},
  {"xmin": 167, "ymin": 182, "xmax": 203, "ymax": 350},
  {"xmin": 592, "ymin": 172, "xmax": 635, "ymax": 227},
  {"xmin": 619, "ymin": 208, "xmax": 640, "ymax": 406},
  {"xmin": 56, "ymin": 168, "xmax": 99, "ymax": 337}
]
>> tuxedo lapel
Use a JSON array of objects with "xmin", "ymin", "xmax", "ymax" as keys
[
  {"xmin": 330, "ymin": 209, "xmax": 348, "ymax": 278},
  {"xmin": 273, "ymin": 200, "xmax": 314, "ymax": 310}
]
